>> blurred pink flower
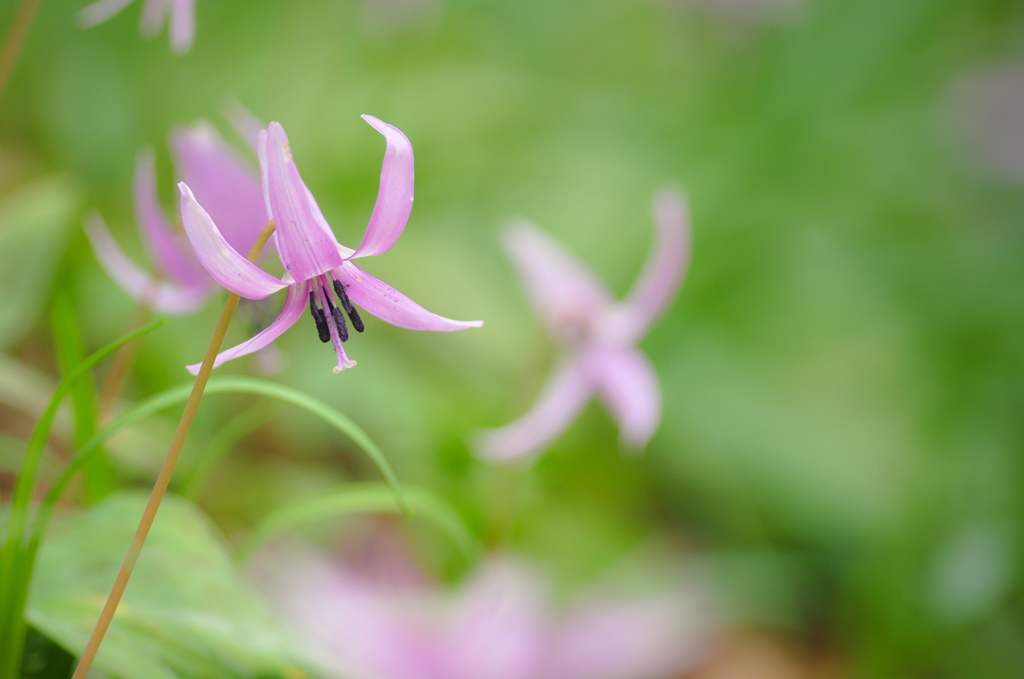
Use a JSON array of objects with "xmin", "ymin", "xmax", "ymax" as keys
[
  {"xmin": 474, "ymin": 191, "xmax": 691, "ymax": 462},
  {"xmin": 178, "ymin": 117, "xmax": 482, "ymax": 374},
  {"xmin": 250, "ymin": 549, "xmax": 707, "ymax": 679},
  {"xmin": 84, "ymin": 121, "xmax": 266, "ymax": 315},
  {"xmin": 79, "ymin": 0, "xmax": 196, "ymax": 54}
]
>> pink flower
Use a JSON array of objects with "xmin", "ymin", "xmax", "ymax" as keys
[
  {"xmin": 84, "ymin": 121, "xmax": 266, "ymax": 315},
  {"xmin": 474, "ymin": 191, "xmax": 691, "ymax": 462},
  {"xmin": 177, "ymin": 116, "xmax": 482, "ymax": 374},
  {"xmin": 251, "ymin": 548, "xmax": 707, "ymax": 679},
  {"xmin": 79, "ymin": 0, "xmax": 196, "ymax": 54}
]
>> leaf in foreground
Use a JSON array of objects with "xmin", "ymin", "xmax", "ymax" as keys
[{"xmin": 27, "ymin": 492, "xmax": 320, "ymax": 679}]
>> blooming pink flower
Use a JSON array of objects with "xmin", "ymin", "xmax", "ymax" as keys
[
  {"xmin": 178, "ymin": 116, "xmax": 482, "ymax": 374},
  {"xmin": 474, "ymin": 191, "xmax": 690, "ymax": 462},
  {"xmin": 79, "ymin": 0, "xmax": 196, "ymax": 53},
  {"xmin": 84, "ymin": 121, "xmax": 266, "ymax": 315},
  {"xmin": 250, "ymin": 548, "xmax": 707, "ymax": 679}
]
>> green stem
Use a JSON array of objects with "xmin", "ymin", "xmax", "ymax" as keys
[{"xmin": 69, "ymin": 220, "xmax": 277, "ymax": 679}]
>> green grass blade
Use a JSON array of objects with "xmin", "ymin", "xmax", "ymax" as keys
[
  {"xmin": 35, "ymin": 376, "xmax": 410, "ymax": 553},
  {"xmin": 234, "ymin": 483, "xmax": 480, "ymax": 564},
  {"xmin": 0, "ymin": 316, "xmax": 164, "ymax": 679},
  {"xmin": 179, "ymin": 403, "xmax": 274, "ymax": 500},
  {"xmin": 50, "ymin": 293, "xmax": 115, "ymax": 503},
  {"xmin": 2, "ymin": 316, "xmax": 165, "ymax": 556}
]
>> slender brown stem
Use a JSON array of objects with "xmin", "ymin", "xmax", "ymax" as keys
[
  {"xmin": 0, "ymin": 0, "xmax": 43, "ymax": 105},
  {"xmin": 70, "ymin": 220, "xmax": 276, "ymax": 679}
]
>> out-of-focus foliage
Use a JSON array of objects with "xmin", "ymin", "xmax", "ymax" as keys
[
  {"xmin": 0, "ymin": 0, "xmax": 1022, "ymax": 676},
  {"xmin": 0, "ymin": 176, "xmax": 77, "ymax": 349}
]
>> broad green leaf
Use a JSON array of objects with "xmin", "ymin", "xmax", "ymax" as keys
[
  {"xmin": 0, "ymin": 176, "xmax": 78, "ymax": 349},
  {"xmin": 27, "ymin": 492, "xmax": 320, "ymax": 679}
]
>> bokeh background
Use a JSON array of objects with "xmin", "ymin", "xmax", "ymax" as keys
[{"xmin": 1, "ymin": 0, "xmax": 1023, "ymax": 676}]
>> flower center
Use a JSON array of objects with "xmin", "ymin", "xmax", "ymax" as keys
[{"xmin": 308, "ymin": 276, "xmax": 364, "ymax": 344}]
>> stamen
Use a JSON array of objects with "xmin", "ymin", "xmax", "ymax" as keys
[
  {"xmin": 331, "ymin": 306, "xmax": 349, "ymax": 342},
  {"xmin": 308, "ymin": 291, "xmax": 331, "ymax": 343},
  {"xmin": 333, "ymin": 279, "xmax": 365, "ymax": 333}
]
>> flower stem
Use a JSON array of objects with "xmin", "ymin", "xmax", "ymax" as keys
[
  {"xmin": 69, "ymin": 220, "xmax": 276, "ymax": 679},
  {"xmin": 0, "ymin": 0, "xmax": 43, "ymax": 105}
]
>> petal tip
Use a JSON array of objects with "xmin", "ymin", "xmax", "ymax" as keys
[{"xmin": 361, "ymin": 114, "xmax": 411, "ymax": 149}]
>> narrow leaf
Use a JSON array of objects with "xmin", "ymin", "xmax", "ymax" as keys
[{"xmin": 235, "ymin": 482, "xmax": 480, "ymax": 564}]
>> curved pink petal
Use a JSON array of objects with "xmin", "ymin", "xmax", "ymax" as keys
[
  {"xmin": 584, "ymin": 347, "xmax": 661, "ymax": 450},
  {"xmin": 133, "ymin": 148, "xmax": 209, "ymax": 287},
  {"xmin": 543, "ymin": 594, "xmax": 706, "ymax": 679},
  {"xmin": 333, "ymin": 261, "xmax": 483, "ymax": 332},
  {"xmin": 78, "ymin": 0, "xmax": 136, "ymax": 27},
  {"xmin": 186, "ymin": 280, "xmax": 307, "ymax": 374},
  {"xmin": 501, "ymin": 220, "xmax": 613, "ymax": 340},
  {"xmin": 178, "ymin": 182, "xmax": 288, "ymax": 300},
  {"xmin": 473, "ymin": 356, "xmax": 592, "ymax": 462},
  {"xmin": 83, "ymin": 212, "xmax": 210, "ymax": 314},
  {"xmin": 167, "ymin": 0, "xmax": 195, "ymax": 53},
  {"xmin": 171, "ymin": 122, "xmax": 268, "ymax": 256},
  {"xmin": 260, "ymin": 123, "xmax": 345, "ymax": 282},
  {"xmin": 350, "ymin": 115, "xmax": 415, "ymax": 259},
  {"xmin": 619, "ymin": 190, "xmax": 691, "ymax": 339}
]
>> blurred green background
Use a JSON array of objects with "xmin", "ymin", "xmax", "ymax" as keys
[{"xmin": 1, "ymin": 0, "xmax": 1023, "ymax": 676}]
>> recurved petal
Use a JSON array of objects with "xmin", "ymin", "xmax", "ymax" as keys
[
  {"xmin": 186, "ymin": 280, "xmax": 308, "ymax": 374},
  {"xmin": 334, "ymin": 261, "xmax": 482, "ymax": 332},
  {"xmin": 178, "ymin": 182, "xmax": 287, "ymax": 299},
  {"xmin": 167, "ymin": 0, "xmax": 196, "ymax": 53},
  {"xmin": 350, "ymin": 115, "xmax": 415, "ymax": 259},
  {"xmin": 618, "ymin": 190, "xmax": 691, "ymax": 339},
  {"xmin": 586, "ymin": 347, "xmax": 661, "ymax": 451},
  {"xmin": 133, "ymin": 148, "xmax": 209, "ymax": 287},
  {"xmin": 171, "ymin": 121, "xmax": 267, "ymax": 256},
  {"xmin": 83, "ymin": 212, "xmax": 210, "ymax": 314},
  {"xmin": 261, "ymin": 123, "xmax": 345, "ymax": 282},
  {"xmin": 473, "ymin": 356, "xmax": 592, "ymax": 462},
  {"xmin": 501, "ymin": 220, "xmax": 613, "ymax": 339},
  {"xmin": 78, "ymin": 0, "xmax": 136, "ymax": 27}
]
